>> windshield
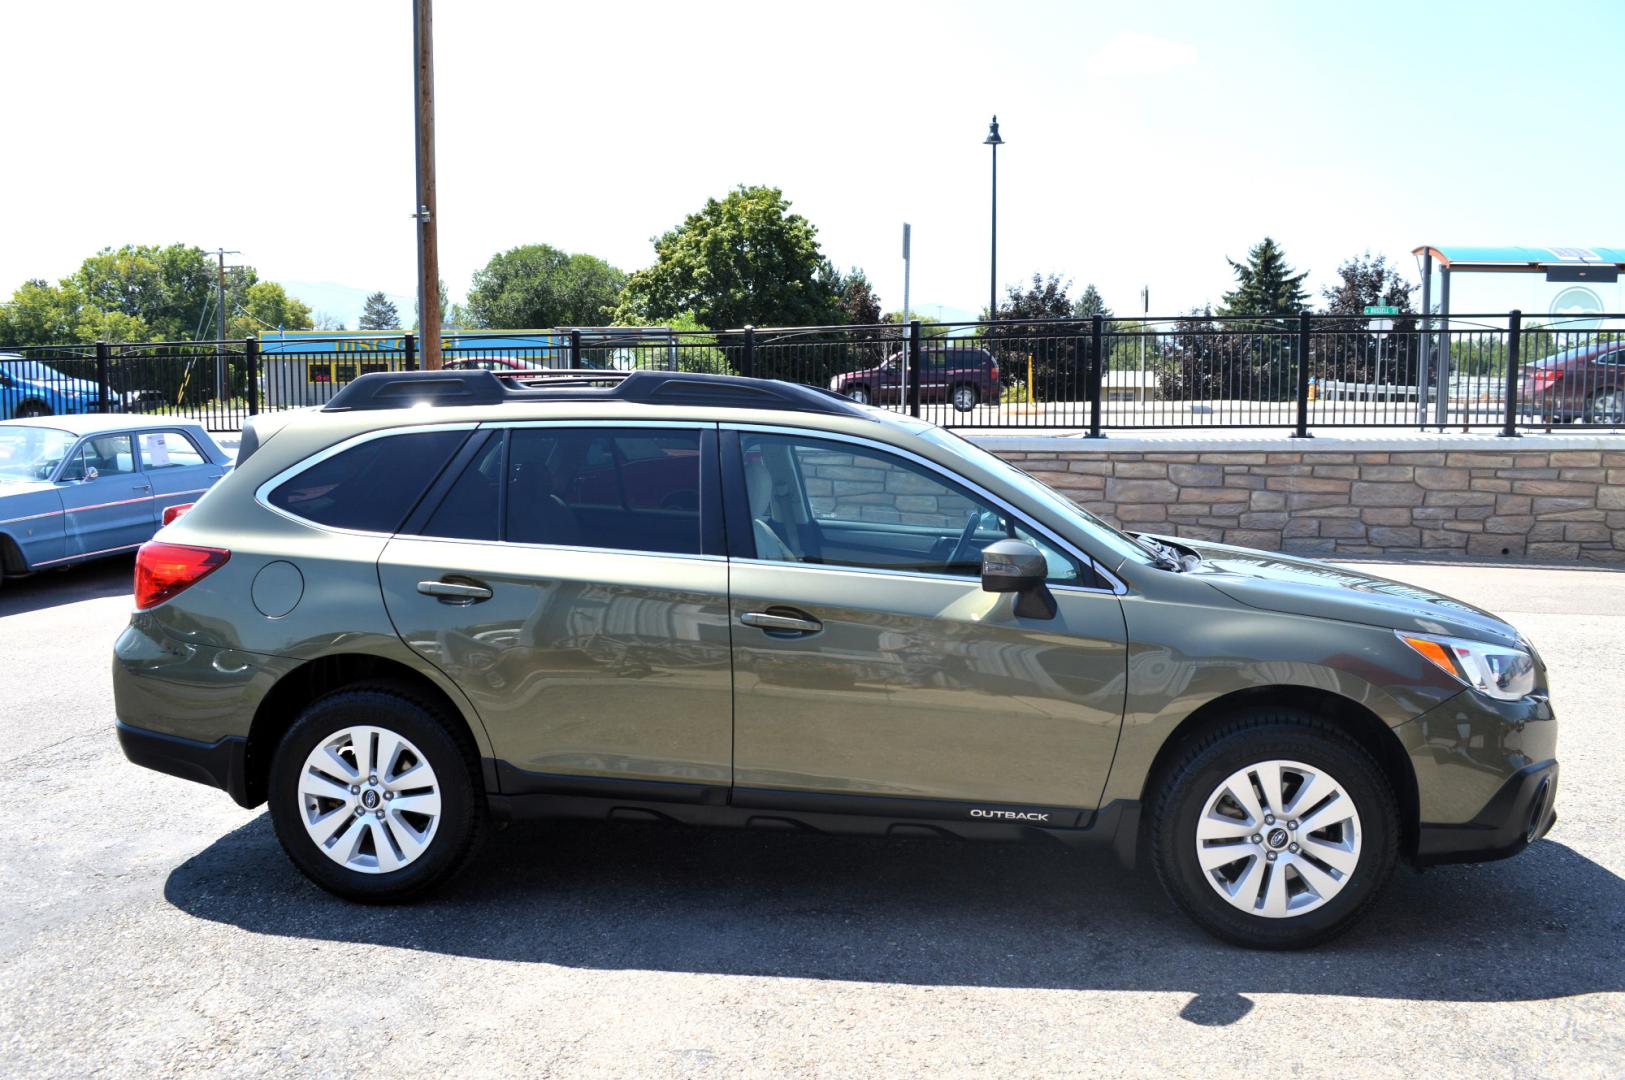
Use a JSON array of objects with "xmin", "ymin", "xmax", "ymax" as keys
[
  {"xmin": 917, "ymin": 427, "xmax": 1155, "ymax": 568},
  {"xmin": 0, "ymin": 426, "xmax": 77, "ymax": 481}
]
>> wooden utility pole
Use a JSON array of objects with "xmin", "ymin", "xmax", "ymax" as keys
[{"xmin": 413, "ymin": 0, "xmax": 442, "ymax": 368}]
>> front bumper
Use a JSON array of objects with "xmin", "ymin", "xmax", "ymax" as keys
[
  {"xmin": 1415, "ymin": 758, "xmax": 1558, "ymax": 865},
  {"xmin": 116, "ymin": 721, "xmax": 253, "ymax": 806}
]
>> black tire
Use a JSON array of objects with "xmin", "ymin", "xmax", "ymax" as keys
[
  {"xmin": 268, "ymin": 683, "xmax": 486, "ymax": 903},
  {"xmin": 951, "ymin": 383, "xmax": 979, "ymax": 412},
  {"xmin": 16, "ymin": 400, "xmax": 51, "ymax": 418},
  {"xmin": 1149, "ymin": 711, "xmax": 1399, "ymax": 949},
  {"xmin": 1587, "ymin": 388, "xmax": 1622, "ymax": 426},
  {"xmin": 845, "ymin": 384, "xmax": 871, "ymax": 405}
]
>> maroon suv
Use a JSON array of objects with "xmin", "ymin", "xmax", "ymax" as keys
[
  {"xmin": 1520, "ymin": 342, "xmax": 1624, "ymax": 425},
  {"xmin": 828, "ymin": 347, "xmax": 1000, "ymax": 412}
]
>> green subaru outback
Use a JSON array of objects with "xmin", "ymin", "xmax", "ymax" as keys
[{"xmin": 114, "ymin": 370, "xmax": 1559, "ymax": 948}]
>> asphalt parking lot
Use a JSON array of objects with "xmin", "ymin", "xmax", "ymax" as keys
[{"xmin": 1, "ymin": 556, "xmax": 1621, "ymax": 1078}]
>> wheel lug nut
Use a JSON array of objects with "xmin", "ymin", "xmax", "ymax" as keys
[
  {"xmin": 384, "ymin": 791, "xmax": 393, "ymax": 800},
  {"xmin": 375, "ymin": 810, "xmax": 385, "ymax": 820},
  {"xmin": 1266, "ymin": 851, "xmax": 1277, "ymax": 862},
  {"xmin": 368, "ymin": 775, "xmax": 378, "ymax": 786},
  {"xmin": 1289, "ymin": 843, "xmax": 1300, "ymax": 853},
  {"xmin": 1288, "ymin": 820, "xmax": 1298, "ymax": 830},
  {"xmin": 1250, "ymin": 834, "xmax": 1262, "ymax": 844},
  {"xmin": 354, "ymin": 807, "xmax": 364, "ymax": 817},
  {"xmin": 1264, "ymin": 814, "xmax": 1275, "ymax": 825},
  {"xmin": 350, "ymin": 785, "xmax": 360, "ymax": 795}
]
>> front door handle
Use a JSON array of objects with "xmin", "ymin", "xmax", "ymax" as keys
[
  {"xmin": 417, "ymin": 579, "xmax": 493, "ymax": 604},
  {"xmin": 740, "ymin": 609, "xmax": 822, "ymax": 635}
]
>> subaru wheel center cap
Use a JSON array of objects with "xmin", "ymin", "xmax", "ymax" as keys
[
  {"xmin": 1267, "ymin": 827, "xmax": 1290, "ymax": 849},
  {"xmin": 361, "ymin": 789, "xmax": 381, "ymax": 810}
]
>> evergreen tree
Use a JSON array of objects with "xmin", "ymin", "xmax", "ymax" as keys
[
  {"xmin": 359, "ymin": 291, "xmax": 401, "ymax": 331},
  {"xmin": 1073, "ymin": 283, "xmax": 1113, "ymax": 320},
  {"xmin": 1218, "ymin": 237, "xmax": 1309, "ymax": 320}
]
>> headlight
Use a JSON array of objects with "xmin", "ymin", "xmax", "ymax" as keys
[
  {"xmin": 828, "ymin": 376, "xmax": 840, "ymax": 390},
  {"xmin": 1397, "ymin": 630, "xmax": 1538, "ymax": 701}
]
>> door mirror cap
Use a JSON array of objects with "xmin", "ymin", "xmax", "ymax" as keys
[
  {"xmin": 981, "ymin": 539, "xmax": 1057, "ymax": 619},
  {"xmin": 981, "ymin": 539, "xmax": 1046, "ymax": 593}
]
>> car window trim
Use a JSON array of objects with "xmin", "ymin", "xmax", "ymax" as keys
[
  {"xmin": 252, "ymin": 422, "xmax": 480, "ymax": 537},
  {"xmin": 721, "ymin": 423, "xmax": 1126, "ymax": 595}
]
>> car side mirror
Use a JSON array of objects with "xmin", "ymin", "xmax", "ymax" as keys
[
  {"xmin": 980, "ymin": 539, "xmax": 1056, "ymax": 619},
  {"xmin": 83, "ymin": 465, "xmax": 99, "ymax": 482}
]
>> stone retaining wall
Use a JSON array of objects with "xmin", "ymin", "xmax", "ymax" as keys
[{"xmin": 980, "ymin": 438, "xmax": 1625, "ymax": 563}]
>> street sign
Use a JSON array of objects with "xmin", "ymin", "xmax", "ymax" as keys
[{"xmin": 1363, "ymin": 305, "xmax": 1400, "ymax": 316}]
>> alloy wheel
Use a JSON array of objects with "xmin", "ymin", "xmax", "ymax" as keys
[
  {"xmin": 1193, "ymin": 758, "xmax": 1362, "ymax": 919},
  {"xmin": 846, "ymin": 387, "xmax": 870, "ymax": 405},
  {"xmin": 1590, "ymin": 390, "xmax": 1623, "ymax": 425},
  {"xmin": 954, "ymin": 386, "xmax": 977, "ymax": 411},
  {"xmin": 297, "ymin": 725, "xmax": 442, "ymax": 874}
]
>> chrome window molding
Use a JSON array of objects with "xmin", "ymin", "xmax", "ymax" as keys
[
  {"xmin": 384, "ymin": 532, "xmax": 725, "ymax": 565},
  {"xmin": 724, "ymin": 422, "xmax": 1128, "ymax": 595}
]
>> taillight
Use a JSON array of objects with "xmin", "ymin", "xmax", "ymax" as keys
[
  {"xmin": 134, "ymin": 542, "xmax": 230, "ymax": 610},
  {"xmin": 990, "ymin": 365, "xmax": 999, "ymax": 383},
  {"xmin": 1528, "ymin": 370, "xmax": 1561, "ymax": 387},
  {"xmin": 161, "ymin": 503, "xmax": 194, "ymax": 526}
]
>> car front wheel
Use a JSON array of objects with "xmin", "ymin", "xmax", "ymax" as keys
[
  {"xmin": 1150, "ymin": 712, "xmax": 1398, "ymax": 949},
  {"xmin": 268, "ymin": 684, "xmax": 486, "ymax": 902},
  {"xmin": 845, "ymin": 385, "xmax": 871, "ymax": 405}
]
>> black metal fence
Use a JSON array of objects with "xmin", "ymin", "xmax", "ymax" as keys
[{"xmin": 3, "ymin": 312, "xmax": 1621, "ymax": 435}]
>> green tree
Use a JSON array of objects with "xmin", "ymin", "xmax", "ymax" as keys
[
  {"xmin": 1218, "ymin": 237, "xmax": 1309, "ymax": 321},
  {"xmin": 467, "ymin": 245, "xmax": 626, "ymax": 329},
  {"xmin": 614, "ymin": 185, "xmax": 842, "ymax": 329},
  {"xmin": 1073, "ymin": 283, "xmax": 1113, "ymax": 320},
  {"xmin": 984, "ymin": 273, "xmax": 1084, "ymax": 400},
  {"xmin": 69, "ymin": 244, "xmax": 216, "ymax": 341},
  {"xmin": 358, "ymin": 292, "xmax": 401, "ymax": 331},
  {"xmin": 225, "ymin": 270, "xmax": 313, "ymax": 338}
]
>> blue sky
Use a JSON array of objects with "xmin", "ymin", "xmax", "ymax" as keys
[{"xmin": 4, "ymin": 0, "xmax": 1622, "ymax": 326}]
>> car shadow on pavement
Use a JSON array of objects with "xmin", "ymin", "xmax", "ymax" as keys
[
  {"xmin": 164, "ymin": 813, "xmax": 1624, "ymax": 1016},
  {"xmin": 0, "ymin": 556, "xmax": 133, "ymax": 617}
]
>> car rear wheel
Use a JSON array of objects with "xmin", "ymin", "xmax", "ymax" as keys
[
  {"xmin": 16, "ymin": 400, "xmax": 51, "ymax": 418},
  {"xmin": 1588, "ymin": 389, "xmax": 1623, "ymax": 425},
  {"xmin": 844, "ymin": 385, "xmax": 871, "ymax": 405},
  {"xmin": 268, "ymin": 684, "xmax": 485, "ymax": 902},
  {"xmin": 952, "ymin": 384, "xmax": 979, "ymax": 412},
  {"xmin": 1149, "ymin": 712, "xmax": 1398, "ymax": 949}
]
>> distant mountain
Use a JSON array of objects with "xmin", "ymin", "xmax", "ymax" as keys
[{"xmin": 282, "ymin": 281, "xmax": 418, "ymax": 329}]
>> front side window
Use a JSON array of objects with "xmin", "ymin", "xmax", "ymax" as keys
[
  {"xmin": 739, "ymin": 432, "xmax": 1085, "ymax": 582},
  {"xmin": 267, "ymin": 429, "xmax": 466, "ymax": 532},
  {"xmin": 63, "ymin": 434, "xmax": 135, "ymax": 480}
]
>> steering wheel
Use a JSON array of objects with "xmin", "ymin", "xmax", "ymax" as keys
[{"xmin": 946, "ymin": 510, "xmax": 983, "ymax": 571}]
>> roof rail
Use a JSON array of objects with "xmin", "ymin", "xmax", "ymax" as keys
[{"xmin": 320, "ymin": 368, "xmax": 871, "ymax": 417}]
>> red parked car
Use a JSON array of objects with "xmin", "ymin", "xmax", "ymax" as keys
[
  {"xmin": 827, "ymin": 347, "xmax": 1000, "ymax": 412},
  {"xmin": 1520, "ymin": 342, "xmax": 1624, "ymax": 424}
]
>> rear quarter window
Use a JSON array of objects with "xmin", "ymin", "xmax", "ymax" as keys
[{"xmin": 267, "ymin": 429, "xmax": 467, "ymax": 532}]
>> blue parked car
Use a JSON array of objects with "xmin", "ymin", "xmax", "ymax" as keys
[
  {"xmin": 0, "ymin": 356, "xmax": 106, "ymax": 419},
  {"xmin": 0, "ymin": 415, "xmax": 231, "ymax": 584}
]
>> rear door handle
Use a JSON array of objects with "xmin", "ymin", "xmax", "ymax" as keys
[
  {"xmin": 417, "ymin": 579, "xmax": 493, "ymax": 604},
  {"xmin": 740, "ymin": 609, "xmax": 822, "ymax": 635}
]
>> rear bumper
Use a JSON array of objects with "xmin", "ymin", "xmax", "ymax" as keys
[
  {"xmin": 116, "ymin": 721, "xmax": 253, "ymax": 807},
  {"xmin": 1415, "ymin": 758, "xmax": 1558, "ymax": 866}
]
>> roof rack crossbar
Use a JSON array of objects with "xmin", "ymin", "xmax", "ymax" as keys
[{"xmin": 320, "ymin": 368, "xmax": 871, "ymax": 418}]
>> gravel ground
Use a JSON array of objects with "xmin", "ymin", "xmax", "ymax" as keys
[{"xmin": 1, "ymin": 556, "xmax": 1621, "ymax": 1078}]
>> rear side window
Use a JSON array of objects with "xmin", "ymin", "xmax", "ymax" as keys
[
  {"xmin": 139, "ymin": 430, "xmax": 207, "ymax": 468},
  {"xmin": 268, "ymin": 430, "xmax": 465, "ymax": 532},
  {"xmin": 507, "ymin": 428, "xmax": 702, "ymax": 554},
  {"xmin": 416, "ymin": 426, "xmax": 703, "ymax": 555}
]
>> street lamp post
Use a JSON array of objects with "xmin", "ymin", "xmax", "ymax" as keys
[{"xmin": 984, "ymin": 116, "xmax": 1003, "ymax": 321}]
